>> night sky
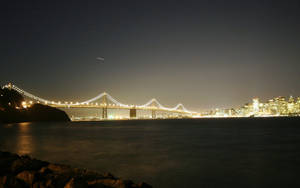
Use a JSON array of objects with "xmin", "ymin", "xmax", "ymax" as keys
[{"xmin": 1, "ymin": 0, "xmax": 300, "ymax": 111}]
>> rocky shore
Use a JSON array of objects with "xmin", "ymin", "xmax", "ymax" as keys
[{"xmin": 0, "ymin": 151, "xmax": 151, "ymax": 188}]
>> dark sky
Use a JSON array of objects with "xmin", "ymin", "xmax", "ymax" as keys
[{"xmin": 1, "ymin": 0, "xmax": 300, "ymax": 111}]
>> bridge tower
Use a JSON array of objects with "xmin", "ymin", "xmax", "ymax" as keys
[
  {"xmin": 102, "ymin": 93, "xmax": 108, "ymax": 119},
  {"xmin": 147, "ymin": 99, "xmax": 159, "ymax": 119},
  {"xmin": 152, "ymin": 110, "xmax": 156, "ymax": 119},
  {"xmin": 130, "ymin": 108, "xmax": 137, "ymax": 119}
]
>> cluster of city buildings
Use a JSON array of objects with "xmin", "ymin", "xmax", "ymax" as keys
[{"xmin": 203, "ymin": 96, "xmax": 300, "ymax": 117}]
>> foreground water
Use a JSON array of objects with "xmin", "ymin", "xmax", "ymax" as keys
[{"xmin": 1, "ymin": 118, "xmax": 300, "ymax": 187}]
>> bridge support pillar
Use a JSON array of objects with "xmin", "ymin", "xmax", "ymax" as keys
[
  {"xmin": 130, "ymin": 108, "xmax": 137, "ymax": 119},
  {"xmin": 102, "ymin": 107, "xmax": 107, "ymax": 119},
  {"xmin": 152, "ymin": 110, "xmax": 156, "ymax": 119}
]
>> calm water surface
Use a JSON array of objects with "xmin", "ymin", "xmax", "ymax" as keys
[{"xmin": 1, "ymin": 118, "xmax": 300, "ymax": 188}]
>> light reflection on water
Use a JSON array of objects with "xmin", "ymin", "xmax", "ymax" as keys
[
  {"xmin": 16, "ymin": 122, "xmax": 34, "ymax": 155},
  {"xmin": 1, "ymin": 118, "xmax": 300, "ymax": 188}
]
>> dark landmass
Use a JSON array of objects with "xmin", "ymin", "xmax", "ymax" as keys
[
  {"xmin": 0, "ymin": 104, "xmax": 70, "ymax": 124},
  {"xmin": 0, "ymin": 87, "xmax": 70, "ymax": 123},
  {"xmin": 0, "ymin": 151, "xmax": 151, "ymax": 188}
]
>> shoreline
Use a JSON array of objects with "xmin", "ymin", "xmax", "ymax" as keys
[
  {"xmin": 0, "ymin": 151, "xmax": 151, "ymax": 188},
  {"xmin": 1, "ymin": 116, "xmax": 300, "ymax": 125},
  {"xmin": 70, "ymin": 116, "xmax": 300, "ymax": 122}
]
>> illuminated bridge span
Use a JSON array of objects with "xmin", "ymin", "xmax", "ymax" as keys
[{"xmin": 3, "ymin": 83, "xmax": 198, "ymax": 119}]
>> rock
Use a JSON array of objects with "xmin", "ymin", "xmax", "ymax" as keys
[
  {"xmin": 0, "ymin": 151, "xmax": 151, "ymax": 188},
  {"xmin": 76, "ymin": 170, "xmax": 105, "ymax": 182},
  {"xmin": 137, "ymin": 182, "xmax": 152, "ymax": 188},
  {"xmin": 0, "ymin": 152, "xmax": 19, "ymax": 175},
  {"xmin": 0, "ymin": 175, "xmax": 28, "ymax": 188},
  {"xmin": 42, "ymin": 173, "xmax": 70, "ymax": 187},
  {"xmin": 88, "ymin": 179, "xmax": 137, "ymax": 188},
  {"xmin": 39, "ymin": 167, "xmax": 52, "ymax": 174},
  {"xmin": 47, "ymin": 164, "xmax": 73, "ymax": 175},
  {"xmin": 88, "ymin": 179, "xmax": 116, "ymax": 187},
  {"xmin": 11, "ymin": 158, "xmax": 27, "ymax": 174},
  {"xmin": 114, "ymin": 179, "xmax": 135, "ymax": 188},
  {"xmin": 114, "ymin": 179, "xmax": 133, "ymax": 188},
  {"xmin": 11, "ymin": 156, "xmax": 48, "ymax": 175},
  {"xmin": 32, "ymin": 181, "xmax": 46, "ymax": 188},
  {"xmin": 16, "ymin": 170, "xmax": 36, "ymax": 185},
  {"xmin": 87, "ymin": 183, "xmax": 107, "ymax": 188},
  {"xmin": 102, "ymin": 172, "xmax": 116, "ymax": 179},
  {"xmin": 64, "ymin": 177, "xmax": 88, "ymax": 188},
  {"xmin": 89, "ymin": 178, "xmax": 133, "ymax": 187}
]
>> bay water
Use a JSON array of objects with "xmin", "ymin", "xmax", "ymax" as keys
[{"xmin": 1, "ymin": 118, "xmax": 300, "ymax": 187}]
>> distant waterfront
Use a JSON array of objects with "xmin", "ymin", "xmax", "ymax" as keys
[
  {"xmin": 2, "ymin": 84, "xmax": 300, "ymax": 121},
  {"xmin": 1, "ymin": 118, "xmax": 300, "ymax": 188}
]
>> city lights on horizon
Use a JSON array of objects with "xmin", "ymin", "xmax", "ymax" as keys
[
  {"xmin": 3, "ymin": 83, "xmax": 300, "ymax": 120},
  {"xmin": 203, "ymin": 96, "xmax": 300, "ymax": 118}
]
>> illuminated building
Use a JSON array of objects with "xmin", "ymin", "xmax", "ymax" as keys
[
  {"xmin": 252, "ymin": 98, "xmax": 260, "ymax": 115},
  {"xmin": 203, "ymin": 95, "xmax": 300, "ymax": 117}
]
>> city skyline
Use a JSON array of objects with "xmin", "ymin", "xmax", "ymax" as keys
[
  {"xmin": 1, "ymin": 0, "xmax": 300, "ymax": 111},
  {"xmin": 2, "ymin": 83, "xmax": 300, "ymax": 120}
]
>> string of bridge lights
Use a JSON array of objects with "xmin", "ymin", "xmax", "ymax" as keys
[{"xmin": 3, "ymin": 84, "xmax": 193, "ymax": 113}]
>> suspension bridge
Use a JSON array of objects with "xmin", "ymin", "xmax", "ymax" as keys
[{"xmin": 3, "ymin": 83, "xmax": 199, "ymax": 119}]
